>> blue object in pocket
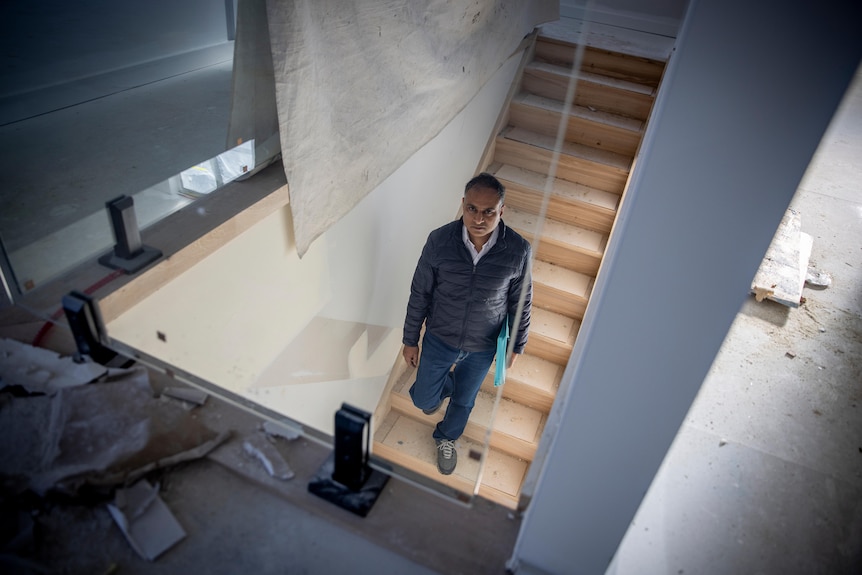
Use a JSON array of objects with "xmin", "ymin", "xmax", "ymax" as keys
[{"xmin": 494, "ymin": 318, "xmax": 509, "ymax": 387}]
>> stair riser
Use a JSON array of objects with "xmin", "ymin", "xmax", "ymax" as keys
[
  {"xmin": 505, "ymin": 186, "xmax": 616, "ymax": 234},
  {"xmin": 522, "ymin": 71, "xmax": 653, "ymax": 121},
  {"xmin": 496, "ymin": 138, "xmax": 628, "ymax": 194},
  {"xmin": 480, "ymin": 374, "xmax": 556, "ymax": 413},
  {"xmin": 509, "ymin": 101, "xmax": 640, "ymax": 156},
  {"xmin": 535, "ymin": 41, "xmax": 665, "ymax": 86},
  {"xmin": 533, "ymin": 283, "xmax": 588, "ymax": 320},
  {"xmin": 525, "ymin": 333, "xmax": 574, "ymax": 366},
  {"xmin": 514, "ymin": 230, "xmax": 602, "ymax": 276}
]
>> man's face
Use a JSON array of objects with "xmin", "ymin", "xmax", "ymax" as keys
[{"xmin": 462, "ymin": 186, "xmax": 504, "ymax": 244}]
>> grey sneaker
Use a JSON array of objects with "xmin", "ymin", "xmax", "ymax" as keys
[{"xmin": 435, "ymin": 439, "xmax": 457, "ymax": 475}]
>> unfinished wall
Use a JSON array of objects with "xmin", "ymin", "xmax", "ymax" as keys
[{"xmin": 106, "ymin": 52, "xmax": 522, "ymax": 436}]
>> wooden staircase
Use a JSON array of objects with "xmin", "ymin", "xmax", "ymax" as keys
[{"xmin": 372, "ymin": 30, "xmax": 667, "ymax": 509}]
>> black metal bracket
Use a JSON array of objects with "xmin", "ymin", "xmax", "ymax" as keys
[
  {"xmin": 98, "ymin": 195, "xmax": 162, "ymax": 274},
  {"xmin": 308, "ymin": 403, "xmax": 390, "ymax": 517},
  {"xmin": 62, "ymin": 291, "xmax": 128, "ymax": 367}
]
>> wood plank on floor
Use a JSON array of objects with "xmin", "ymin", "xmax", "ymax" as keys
[{"xmin": 750, "ymin": 208, "xmax": 813, "ymax": 307}]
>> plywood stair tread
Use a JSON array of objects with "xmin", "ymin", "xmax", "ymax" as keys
[
  {"xmin": 534, "ymin": 37, "xmax": 667, "ymax": 85},
  {"xmin": 494, "ymin": 163, "xmax": 618, "ymax": 235},
  {"xmin": 502, "ymin": 126, "xmax": 632, "ymax": 172},
  {"xmin": 505, "ymin": 207, "xmax": 606, "ymax": 259},
  {"xmin": 482, "ymin": 353, "xmax": 563, "ymax": 413},
  {"xmin": 527, "ymin": 60, "xmax": 656, "ymax": 97},
  {"xmin": 523, "ymin": 307, "xmax": 579, "ymax": 367},
  {"xmin": 508, "ymin": 92, "xmax": 643, "ymax": 157},
  {"xmin": 496, "ymin": 163, "xmax": 620, "ymax": 213},
  {"xmin": 533, "ymin": 258, "xmax": 592, "ymax": 301},
  {"xmin": 512, "ymin": 91, "xmax": 644, "ymax": 134},
  {"xmin": 494, "ymin": 134, "xmax": 629, "ymax": 194},
  {"xmin": 531, "ymin": 254, "xmax": 594, "ymax": 322},
  {"xmin": 373, "ymin": 411, "xmax": 527, "ymax": 509},
  {"xmin": 530, "ymin": 306, "xmax": 579, "ymax": 344},
  {"xmin": 389, "ymin": 377, "xmax": 545, "ymax": 462}
]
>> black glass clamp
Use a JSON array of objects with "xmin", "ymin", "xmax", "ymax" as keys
[
  {"xmin": 62, "ymin": 290, "xmax": 118, "ymax": 365},
  {"xmin": 98, "ymin": 195, "xmax": 162, "ymax": 273},
  {"xmin": 308, "ymin": 403, "xmax": 390, "ymax": 517}
]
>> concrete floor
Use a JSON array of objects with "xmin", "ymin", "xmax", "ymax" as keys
[
  {"xmin": 1, "ymin": 17, "xmax": 860, "ymax": 575},
  {"xmin": 611, "ymin": 63, "xmax": 862, "ymax": 574}
]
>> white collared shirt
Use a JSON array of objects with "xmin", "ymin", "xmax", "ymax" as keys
[{"xmin": 463, "ymin": 223, "xmax": 499, "ymax": 265}]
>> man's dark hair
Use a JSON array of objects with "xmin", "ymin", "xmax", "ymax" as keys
[{"xmin": 465, "ymin": 172, "xmax": 505, "ymax": 202}]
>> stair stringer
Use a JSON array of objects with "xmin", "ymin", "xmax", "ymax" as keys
[
  {"xmin": 370, "ymin": 29, "xmax": 670, "ymax": 511},
  {"xmin": 513, "ymin": 41, "xmax": 674, "ymax": 511}
]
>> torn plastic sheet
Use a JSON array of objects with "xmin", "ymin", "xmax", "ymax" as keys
[
  {"xmin": 246, "ymin": 0, "xmax": 558, "ymax": 256},
  {"xmin": 0, "ymin": 337, "xmax": 106, "ymax": 395},
  {"xmin": 0, "ymin": 365, "xmax": 229, "ymax": 496}
]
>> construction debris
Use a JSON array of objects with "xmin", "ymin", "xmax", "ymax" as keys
[
  {"xmin": 0, "ymin": 337, "xmax": 106, "ymax": 394},
  {"xmin": 107, "ymin": 479, "xmax": 186, "ymax": 561},
  {"xmin": 750, "ymin": 209, "xmax": 813, "ymax": 307},
  {"xmin": 162, "ymin": 386, "xmax": 209, "ymax": 406},
  {"xmin": 805, "ymin": 268, "xmax": 833, "ymax": 288},
  {"xmin": 0, "ymin": 362, "xmax": 229, "ymax": 497},
  {"xmin": 242, "ymin": 434, "xmax": 295, "ymax": 480},
  {"xmin": 262, "ymin": 420, "xmax": 301, "ymax": 441}
]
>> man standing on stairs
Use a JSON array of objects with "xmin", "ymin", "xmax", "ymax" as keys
[{"xmin": 402, "ymin": 172, "xmax": 532, "ymax": 476}]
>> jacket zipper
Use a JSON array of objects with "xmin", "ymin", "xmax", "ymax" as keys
[{"xmin": 458, "ymin": 262, "xmax": 477, "ymax": 349}]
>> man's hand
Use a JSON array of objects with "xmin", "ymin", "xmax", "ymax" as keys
[
  {"xmin": 507, "ymin": 352, "xmax": 520, "ymax": 369},
  {"xmin": 403, "ymin": 345, "xmax": 419, "ymax": 368}
]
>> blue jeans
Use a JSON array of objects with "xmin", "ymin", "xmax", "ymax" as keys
[{"xmin": 409, "ymin": 332, "xmax": 496, "ymax": 441}]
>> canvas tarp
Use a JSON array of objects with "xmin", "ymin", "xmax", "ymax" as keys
[{"xmin": 229, "ymin": 0, "xmax": 558, "ymax": 257}]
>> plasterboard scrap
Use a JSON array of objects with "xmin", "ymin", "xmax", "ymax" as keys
[
  {"xmin": 0, "ymin": 337, "xmax": 106, "ymax": 394},
  {"xmin": 162, "ymin": 386, "xmax": 208, "ymax": 406},
  {"xmin": 107, "ymin": 479, "xmax": 186, "ymax": 561},
  {"xmin": 805, "ymin": 267, "xmax": 832, "ymax": 288},
  {"xmin": 262, "ymin": 420, "xmax": 301, "ymax": 441},
  {"xmin": 750, "ymin": 209, "xmax": 812, "ymax": 307},
  {"xmin": 242, "ymin": 434, "xmax": 295, "ymax": 480}
]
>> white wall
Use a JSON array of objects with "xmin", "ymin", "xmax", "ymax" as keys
[{"xmin": 511, "ymin": 0, "xmax": 862, "ymax": 573}]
